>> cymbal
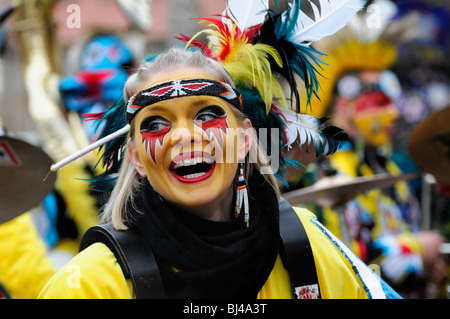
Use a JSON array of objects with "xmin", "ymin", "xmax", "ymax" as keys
[
  {"xmin": 409, "ymin": 106, "xmax": 450, "ymax": 184},
  {"xmin": 283, "ymin": 172, "xmax": 419, "ymax": 207},
  {"xmin": 0, "ymin": 136, "xmax": 56, "ymax": 224}
]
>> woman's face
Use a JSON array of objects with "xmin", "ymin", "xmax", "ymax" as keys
[
  {"xmin": 333, "ymin": 71, "xmax": 399, "ymax": 147},
  {"xmin": 128, "ymin": 69, "xmax": 252, "ymax": 211}
]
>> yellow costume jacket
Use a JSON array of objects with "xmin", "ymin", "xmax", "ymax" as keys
[{"xmin": 39, "ymin": 208, "xmax": 400, "ymax": 299}]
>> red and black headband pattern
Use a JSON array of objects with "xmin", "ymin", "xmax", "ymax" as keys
[{"xmin": 126, "ymin": 78, "xmax": 242, "ymax": 123}]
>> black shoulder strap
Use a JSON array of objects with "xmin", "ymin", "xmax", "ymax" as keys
[
  {"xmin": 80, "ymin": 199, "xmax": 320, "ymax": 299},
  {"xmin": 279, "ymin": 197, "xmax": 321, "ymax": 299},
  {"xmin": 79, "ymin": 224, "xmax": 166, "ymax": 299}
]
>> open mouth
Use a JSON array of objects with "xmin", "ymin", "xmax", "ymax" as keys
[{"xmin": 169, "ymin": 152, "xmax": 216, "ymax": 183}]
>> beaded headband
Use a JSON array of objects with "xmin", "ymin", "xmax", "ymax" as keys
[{"xmin": 125, "ymin": 78, "xmax": 242, "ymax": 123}]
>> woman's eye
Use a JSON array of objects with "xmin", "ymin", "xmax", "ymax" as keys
[
  {"xmin": 195, "ymin": 105, "xmax": 226, "ymax": 122},
  {"xmin": 148, "ymin": 122, "xmax": 170, "ymax": 132},
  {"xmin": 141, "ymin": 116, "xmax": 171, "ymax": 133},
  {"xmin": 195, "ymin": 112, "xmax": 217, "ymax": 122}
]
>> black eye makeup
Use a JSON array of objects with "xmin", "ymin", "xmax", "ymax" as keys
[
  {"xmin": 194, "ymin": 105, "xmax": 226, "ymax": 123},
  {"xmin": 140, "ymin": 116, "xmax": 171, "ymax": 133}
]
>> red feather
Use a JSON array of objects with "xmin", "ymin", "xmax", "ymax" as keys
[
  {"xmin": 175, "ymin": 33, "xmax": 213, "ymax": 59},
  {"xmin": 82, "ymin": 111, "xmax": 106, "ymax": 122},
  {"xmin": 176, "ymin": 16, "xmax": 261, "ymax": 62}
]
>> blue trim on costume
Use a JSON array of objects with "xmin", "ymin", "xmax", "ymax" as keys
[
  {"xmin": 374, "ymin": 273, "xmax": 403, "ymax": 299},
  {"xmin": 310, "ymin": 217, "xmax": 403, "ymax": 299},
  {"xmin": 310, "ymin": 217, "xmax": 372, "ymax": 298}
]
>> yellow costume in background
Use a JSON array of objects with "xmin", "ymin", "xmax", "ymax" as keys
[
  {"xmin": 0, "ymin": 213, "xmax": 56, "ymax": 298},
  {"xmin": 0, "ymin": 161, "xmax": 99, "ymax": 298}
]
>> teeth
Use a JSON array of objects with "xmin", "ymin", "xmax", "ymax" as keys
[
  {"xmin": 173, "ymin": 157, "xmax": 214, "ymax": 169},
  {"xmin": 183, "ymin": 172, "xmax": 207, "ymax": 179}
]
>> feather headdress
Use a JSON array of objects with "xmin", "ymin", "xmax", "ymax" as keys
[
  {"xmin": 52, "ymin": 0, "xmax": 364, "ymax": 190},
  {"xmin": 176, "ymin": 0, "xmax": 365, "ymax": 182}
]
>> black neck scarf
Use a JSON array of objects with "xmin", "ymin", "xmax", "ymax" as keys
[{"xmin": 128, "ymin": 171, "xmax": 280, "ymax": 299}]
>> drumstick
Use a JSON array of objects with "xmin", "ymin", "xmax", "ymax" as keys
[{"xmin": 50, "ymin": 125, "xmax": 130, "ymax": 172}]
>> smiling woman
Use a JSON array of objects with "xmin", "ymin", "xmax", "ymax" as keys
[
  {"xmin": 39, "ymin": 0, "xmax": 401, "ymax": 300},
  {"xmin": 101, "ymin": 48, "xmax": 277, "ymax": 227}
]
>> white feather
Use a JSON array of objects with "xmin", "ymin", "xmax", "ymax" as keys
[
  {"xmin": 288, "ymin": 0, "xmax": 365, "ymax": 45},
  {"xmin": 274, "ymin": 105, "xmax": 325, "ymax": 152},
  {"xmin": 222, "ymin": 0, "xmax": 268, "ymax": 31}
]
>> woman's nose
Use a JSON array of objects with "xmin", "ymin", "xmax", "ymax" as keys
[
  {"xmin": 170, "ymin": 126, "xmax": 191, "ymax": 146},
  {"xmin": 170, "ymin": 121, "xmax": 203, "ymax": 146}
]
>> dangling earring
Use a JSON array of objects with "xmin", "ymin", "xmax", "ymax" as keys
[{"xmin": 235, "ymin": 163, "xmax": 249, "ymax": 228}]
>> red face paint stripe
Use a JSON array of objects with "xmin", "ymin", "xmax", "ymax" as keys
[
  {"xmin": 140, "ymin": 126, "xmax": 172, "ymax": 163},
  {"xmin": 194, "ymin": 114, "xmax": 228, "ymax": 149}
]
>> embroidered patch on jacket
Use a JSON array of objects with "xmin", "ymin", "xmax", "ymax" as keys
[{"xmin": 294, "ymin": 284, "xmax": 320, "ymax": 299}]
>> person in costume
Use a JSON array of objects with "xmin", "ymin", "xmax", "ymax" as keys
[
  {"xmin": 0, "ymin": 160, "xmax": 99, "ymax": 299},
  {"xmin": 60, "ymin": 35, "xmax": 133, "ymax": 142},
  {"xmin": 286, "ymin": 0, "xmax": 445, "ymax": 298},
  {"xmin": 39, "ymin": 0, "xmax": 400, "ymax": 299},
  {"xmin": 0, "ymin": 36, "xmax": 131, "ymax": 299}
]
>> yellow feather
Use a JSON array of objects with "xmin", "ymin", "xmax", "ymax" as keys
[{"xmin": 223, "ymin": 42, "xmax": 287, "ymax": 112}]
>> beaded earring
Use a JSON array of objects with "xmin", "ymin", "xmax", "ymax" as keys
[{"xmin": 235, "ymin": 163, "xmax": 249, "ymax": 228}]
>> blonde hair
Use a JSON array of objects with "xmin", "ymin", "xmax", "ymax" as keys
[{"xmin": 100, "ymin": 48, "xmax": 280, "ymax": 230}]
